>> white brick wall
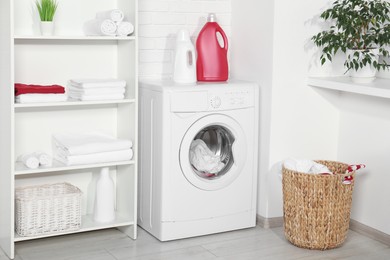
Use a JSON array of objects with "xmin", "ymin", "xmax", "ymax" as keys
[{"xmin": 139, "ymin": 0, "xmax": 232, "ymax": 80}]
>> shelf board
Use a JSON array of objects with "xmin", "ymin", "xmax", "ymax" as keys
[
  {"xmin": 308, "ymin": 76, "xmax": 390, "ymax": 98},
  {"xmin": 14, "ymin": 35, "xmax": 136, "ymax": 41},
  {"xmin": 15, "ymin": 160, "xmax": 135, "ymax": 175},
  {"xmin": 14, "ymin": 213, "xmax": 134, "ymax": 242},
  {"xmin": 14, "ymin": 99, "xmax": 135, "ymax": 108}
]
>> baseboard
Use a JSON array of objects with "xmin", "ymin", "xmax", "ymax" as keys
[
  {"xmin": 349, "ymin": 219, "xmax": 390, "ymax": 246},
  {"xmin": 257, "ymin": 215, "xmax": 390, "ymax": 246},
  {"xmin": 256, "ymin": 214, "xmax": 283, "ymax": 229}
]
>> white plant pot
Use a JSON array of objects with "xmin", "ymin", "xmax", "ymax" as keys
[
  {"xmin": 346, "ymin": 49, "xmax": 379, "ymax": 83},
  {"xmin": 40, "ymin": 21, "xmax": 55, "ymax": 36},
  {"xmin": 377, "ymin": 54, "xmax": 390, "ymax": 79}
]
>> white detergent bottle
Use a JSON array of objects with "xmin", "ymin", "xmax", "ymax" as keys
[
  {"xmin": 173, "ymin": 29, "xmax": 197, "ymax": 84},
  {"xmin": 93, "ymin": 167, "xmax": 115, "ymax": 223}
]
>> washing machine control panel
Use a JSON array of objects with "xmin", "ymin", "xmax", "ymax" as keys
[{"xmin": 208, "ymin": 89, "xmax": 253, "ymax": 110}]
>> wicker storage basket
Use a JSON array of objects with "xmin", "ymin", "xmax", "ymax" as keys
[
  {"xmin": 15, "ymin": 182, "xmax": 82, "ymax": 237},
  {"xmin": 282, "ymin": 160, "xmax": 355, "ymax": 250}
]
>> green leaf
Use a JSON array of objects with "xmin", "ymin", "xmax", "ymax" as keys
[{"xmin": 36, "ymin": 0, "xmax": 58, "ymax": 21}]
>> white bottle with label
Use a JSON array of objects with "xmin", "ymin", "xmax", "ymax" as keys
[
  {"xmin": 93, "ymin": 167, "xmax": 115, "ymax": 223},
  {"xmin": 173, "ymin": 29, "xmax": 197, "ymax": 84}
]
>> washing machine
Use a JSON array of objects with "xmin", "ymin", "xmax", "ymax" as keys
[{"xmin": 138, "ymin": 80, "xmax": 259, "ymax": 241}]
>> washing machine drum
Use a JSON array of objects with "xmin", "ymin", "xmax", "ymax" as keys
[{"xmin": 179, "ymin": 114, "xmax": 247, "ymax": 191}]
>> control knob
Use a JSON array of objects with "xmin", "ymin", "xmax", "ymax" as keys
[{"xmin": 210, "ymin": 96, "xmax": 221, "ymax": 108}]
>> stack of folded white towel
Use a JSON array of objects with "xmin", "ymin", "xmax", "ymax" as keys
[
  {"xmin": 83, "ymin": 9, "xmax": 135, "ymax": 37},
  {"xmin": 67, "ymin": 79, "xmax": 126, "ymax": 101},
  {"xmin": 53, "ymin": 132, "xmax": 133, "ymax": 166}
]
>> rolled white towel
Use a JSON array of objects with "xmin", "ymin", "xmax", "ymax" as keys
[
  {"xmin": 96, "ymin": 9, "xmax": 124, "ymax": 23},
  {"xmin": 116, "ymin": 21, "xmax": 134, "ymax": 36},
  {"xmin": 33, "ymin": 152, "xmax": 51, "ymax": 166},
  {"xmin": 17, "ymin": 154, "xmax": 39, "ymax": 169},
  {"xmin": 83, "ymin": 19, "xmax": 117, "ymax": 36}
]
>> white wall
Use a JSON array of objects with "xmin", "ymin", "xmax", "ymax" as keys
[
  {"xmin": 334, "ymin": 0, "xmax": 390, "ymax": 238},
  {"xmin": 337, "ymin": 94, "xmax": 390, "ymax": 235},
  {"xmin": 269, "ymin": 0, "xmax": 341, "ymax": 171},
  {"xmin": 269, "ymin": 0, "xmax": 390, "ymax": 235},
  {"xmin": 231, "ymin": 0, "xmax": 340, "ymax": 218},
  {"xmin": 138, "ymin": 0, "xmax": 231, "ymax": 80},
  {"xmin": 230, "ymin": 0, "xmax": 275, "ymax": 218},
  {"xmin": 231, "ymin": 0, "xmax": 390, "ymax": 236}
]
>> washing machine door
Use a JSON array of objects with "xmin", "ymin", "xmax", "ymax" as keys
[{"xmin": 179, "ymin": 114, "xmax": 247, "ymax": 191}]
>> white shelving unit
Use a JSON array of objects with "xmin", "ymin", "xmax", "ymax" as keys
[
  {"xmin": 0, "ymin": 0, "xmax": 138, "ymax": 259},
  {"xmin": 308, "ymin": 76, "xmax": 390, "ymax": 98}
]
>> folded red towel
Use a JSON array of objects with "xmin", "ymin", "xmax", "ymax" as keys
[{"xmin": 15, "ymin": 83, "xmax": 65, "ymax": 96}]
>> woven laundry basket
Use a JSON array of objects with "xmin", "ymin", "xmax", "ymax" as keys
[
  {"xmin": 282, "ymin": 160, "xmax": 355, "ymax": 250},
  {"xmin": 15, "ymin": 182, "xmax": 82, "ymax": 237}
]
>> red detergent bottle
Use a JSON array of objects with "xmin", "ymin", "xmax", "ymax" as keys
[{"xmin": 196, "ymin": 13, "xmax": 229, "ymax": 82}]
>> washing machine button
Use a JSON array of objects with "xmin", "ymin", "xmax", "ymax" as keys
[{"xmin": 236, "ymin": 97, "xmax": 245, "ymax": 105}]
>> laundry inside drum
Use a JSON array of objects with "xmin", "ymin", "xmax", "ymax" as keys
[{"xmin": 189, "ymin": 125, "xmax": 235, "ymax": 179}]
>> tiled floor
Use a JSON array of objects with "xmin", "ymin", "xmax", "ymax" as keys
[{"xmin": 1, "ymin": 226, "xmax": 389, "ymax": 260}]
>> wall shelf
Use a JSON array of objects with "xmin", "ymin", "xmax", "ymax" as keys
[
  {"xmin": 14, "ymin": 99, "xmax": 136, "ymax": 109},
  {"xmin": 14, "ymin": 35, "xmax": 136, "ymax": 41},
  {"xmin": 308, "ymin": 76, "xmax": 390, "ymax": 99},
  {"xmin": 14, "ymin": 214, "xmax": 134, "ymax": 242},
  {"xmin": 15, "ymin": 160, "xmax": 135, "ymax": 176}
]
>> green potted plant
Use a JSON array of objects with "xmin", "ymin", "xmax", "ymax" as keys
[
  {"xmin": 35, "ymin": 0, "xmax": 58, "ymax": 36},
  {"xmin": 312, "ymin": 0, "xmax": 390, "ymax": 83}
]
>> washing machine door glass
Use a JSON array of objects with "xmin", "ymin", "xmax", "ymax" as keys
[
  {"xmin": 179, "ymin": 114, "xmax": 247, "ymax": 191},
  {"xmin": 189, "ymin": 125, "xmax": 234, "ymax": 179}
]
